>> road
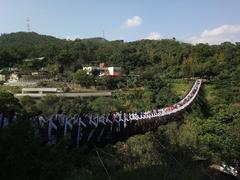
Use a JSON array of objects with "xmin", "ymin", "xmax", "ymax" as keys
[{"xmin": 14, "ymin": 92, "xmax": 112, "ymax": 98}]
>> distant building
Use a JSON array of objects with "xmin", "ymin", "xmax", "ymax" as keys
[
  {"xmin": 3, "ymin": 71, "xmax": 51, "ymax": 87},
  {"xmin": 23, "ymin": 57, "xmax": 45, "ymax": 62},
  {"xmin": 0, "ymin": 74, "xmax": 6, "ymax": 82},
  {"xmin": 83, "ymin": 67, "xmax": 99, "ymax": 75},
  {"xmin": 8, "ymin": 67, "xmax": 18, "ymax": 72},
  {"xmin": 106, "ymin": 67, "xmax": 121, "ymax": 77},
  {"xmin": 28, "ymin": 70, "xmax": 49, "ymax": 80},
  {"xmin": 83, "ymin": 63, "xmax": 122, "ymax": 77},
  {"xmin": 8, "ymin": 72, "xmax": 20, "ymax": 82}
]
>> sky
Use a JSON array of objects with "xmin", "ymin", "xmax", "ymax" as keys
[{"xmin": 0, "ymin": 0, "xmax": 240, "ymax": 44}]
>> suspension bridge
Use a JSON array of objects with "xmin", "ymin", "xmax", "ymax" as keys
[{"xmin": 0, "ymin": 79, "xmax": 202, "ymax": 148}]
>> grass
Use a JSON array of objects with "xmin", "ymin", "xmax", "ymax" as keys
[
  {"xmin": 0, "ymin": 85, "xmax": 21, "ymax": 94},
  {"xmin": 169, "ymin": 80, "xmax": 218, "ymax": 105},
  {"xmin": 202, "ymin": 83, "xmax": 217, "ymax": 105},
  {"xmin": 170, "ymin": 81, "xmax": 193, "ymax": 97}
]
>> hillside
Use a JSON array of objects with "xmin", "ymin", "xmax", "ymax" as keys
[
  {"xmin": 0, "ymin": 32, "xmax": 63, "ymax": 47},
  {"xmin": 0, "ymin": 32, "xmax": 239, "ymax": 180},
  {"xmin": 0, "ymin": 32, "xmax": 240, "ymax": 80}
]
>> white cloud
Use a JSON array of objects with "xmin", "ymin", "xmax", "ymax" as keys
[
  {"xmin": 65, "ymin": 35, "xmax": 79, "ymax": 40},
  {"xmin": 145, "ymin": 32, "xmax": 162, "ymax": 40},
  {"xmin": 124, "ymin": 16, "xmax": 142, "ymax": 28},
  {"xmin": 188, "ymin": 24, "xmax": 240, "ymax": 45}
]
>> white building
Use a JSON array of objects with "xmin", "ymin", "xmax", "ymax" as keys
[
  {"xmin": 0, "ymin": 74, "xmax": 6, "ymax": 82},
  {"xmin": 83, "ymin": 63, "xmax": 121, "ymax": 77},
  {"xmin": 8, "ymin": 72, "xmax": 20, "ymax": 82},
  {"xmin": 83, "ymin": 67, "xmax": 99, "ymax": 75},
  {"xmin": 107, "ymin": 67, "xmax": 121, "ymax": 77}
]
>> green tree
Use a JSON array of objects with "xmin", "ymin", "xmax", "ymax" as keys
[
  {"xmin": 90, "ymin": 97, "xmax": 122, "ymax": 113},
  {"xmin": 73, "ymin": 69, "xmax": 94, "ymax": 87},
  {"xmin": 0, "ymin": 91, "xmax": 22, "ymax": 115}
]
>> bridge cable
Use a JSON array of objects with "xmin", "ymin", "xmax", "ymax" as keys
[
  {"xmin": 154, "ymin": 137, "xmax": 192, "ymax": 179},
  {"xmin": 186, "ymin": 146, "xmax": 215, "ymax": 180},
  {"xmin": 95, "ymin": 149, "xmax": 112, "ymax": 180},
  {"xmin": 153, "ymin": 135, "xmax": 215, "ymax": 180}
]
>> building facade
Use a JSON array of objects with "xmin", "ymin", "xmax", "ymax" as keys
[{"xmin": 83, "ymin": 63, "xmax": 121, "ymax": 77}]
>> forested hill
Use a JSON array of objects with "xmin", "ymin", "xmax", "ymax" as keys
[
  {"xmin": 0, "ymin": 31, "xmax": 240, "ymax": 80},
  {"xmin": 81, "ymin": 37, "xmax": 108, "ymax": 42},
  {"xmin": 0, "ymin": 32, "xmax": 108, "ymax": 47},
  {"xmin": 0, "ymin": 32, "xmax": 63, "ymax": 47}
]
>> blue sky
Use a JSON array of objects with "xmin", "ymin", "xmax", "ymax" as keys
[{"xmin": 1, "ymin": 0, "xmax": 240, "ymax": 44}]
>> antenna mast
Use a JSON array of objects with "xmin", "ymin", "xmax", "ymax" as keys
[
  {"xmin": 26, "ymin": 17, "xmax": 31, "ymax": 32},
  {"xmin": 102, "ymin": 30, "xmax": 105, "ymax": 39}
]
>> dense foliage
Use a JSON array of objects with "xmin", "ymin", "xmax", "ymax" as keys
[{"xmin": 0, "ymin": 32, "xmax": 240, "ymax": 180}]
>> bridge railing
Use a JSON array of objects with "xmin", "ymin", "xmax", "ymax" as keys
[
  {"xmin": 131, "ymin": 79, "xmax": 202, "ymax": 120},
  {"xmin": 165, "ymin": 79, "xmax": 202, "ymax": 115}
]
